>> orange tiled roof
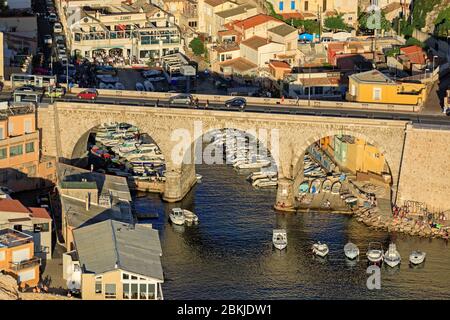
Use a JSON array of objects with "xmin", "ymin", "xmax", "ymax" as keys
[
  {"xmin": 29, "ymin": 207, "xmax": 52, "ymax": 220},
  {"xmin": 0, "ymin": 199, "xmax": 30, "ymax": 214},
  {"xmin": 233, "ymin": 14, "xmax": 281, "ymax": 30}
]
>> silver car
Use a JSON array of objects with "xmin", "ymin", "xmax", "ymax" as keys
[{"xmin": 169, "ymin": 94, "xmax": 193, "ymax": 105}]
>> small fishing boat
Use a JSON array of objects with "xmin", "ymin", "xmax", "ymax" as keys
[
  {"xmin": 169, "ymin": 208, "xmax": 186, "ymax": 226},
  {"xmin": 196, "ymin": 174, "xmax": 203, "ymax": 182},
  {"xmin": 182, "ymin": 209, "xmax": 199, "ymax": 224},
  {"xmin": 235, "ymin": 159, "xmax": 271, "ymax": 170},
  {"xmin": 298, "ymin": 181, "xmax": 310, "ymax": 195},
  {"xmin": 367, "ymin": 242, "xmax": 384, "ymax": 264},
  {"xmin": 409, "ymin": 250, "xmax": 426, "ymax": 265},
  {"xmin": 331, "ymin": 181, "xmax": 342, "ymax": 194},
  {"xmin": 252, "ymin": 177, "xmax": 278, "ymax": 188},
  {"xmin": 312, "ymin": 242, "xmax": 329, "ymax": 257},
  {"xmin": 384, "ymin": 243, "xmax": 401, "ymax": 267},
  {"xmin": 344, "ymin": 196, "xmax": 358, "ymax": 204},
  {"xmin": 310, "ymin": 179, "xmax": 322, "ymax": 194},
  {"xmin": 272, "ymin": 229, "xmax": 287, "ymax": 250},
  {"xmin": 322, "ymin": 179, "xmax": 332, "ymax": 192},
  {"xmin": 344, "ymin": 242, "xmax": 360, "ymax": 260}
]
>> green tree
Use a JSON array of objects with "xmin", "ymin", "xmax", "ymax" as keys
[
  {"xmin": 358, "ymin": 11, "xmax": 392, "ymax": 32},
  {"xmin": 324, "ymin": 14, "xmax": 351, "ymax": 32},
  {"xmin": 189, "ymin": 37, "xmax": 205, "ymax": 56},
  {"xmin": 405, "ymin": 37, "xmax": 425, "ymax": 48}
]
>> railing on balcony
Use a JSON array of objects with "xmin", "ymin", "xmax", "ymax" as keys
[{"xmin": 9, "ymin": 257, "xmax": 41, "ymax": 272}]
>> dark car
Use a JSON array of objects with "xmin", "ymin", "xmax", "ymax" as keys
[{"xmin": 225, "ymin": 97, "xmax": 246, "ymax": 110}]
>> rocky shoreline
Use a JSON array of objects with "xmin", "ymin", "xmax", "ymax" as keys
[{"xmin": 353, "ymin": 207, "xmax": 450, "ymax": 240}]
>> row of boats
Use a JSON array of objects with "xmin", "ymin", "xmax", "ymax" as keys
[
  {"xmin": 272, "ymin": 230, "xmax": 426, "ymax": 266},
  {"xmin": 210, "ymin": 129, "xmax": 279, "ymax": 188},
  {"xmin": 91, "ymin": 122, "xmax": 166, "ymax": 181}
]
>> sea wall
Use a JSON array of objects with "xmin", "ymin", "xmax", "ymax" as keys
[{"xmin": 397, "ymin": 124, "xmax": 450, "ymax": 213}]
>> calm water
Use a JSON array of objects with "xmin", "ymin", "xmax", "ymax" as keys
[{"xmin": 134, "ymin": 164, "xmax": 450, "ymax": 300}]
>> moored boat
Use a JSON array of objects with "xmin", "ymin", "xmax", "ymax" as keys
[
  {"xmin": 169, "ymin": 208, "xmax": 186, "ymax": 225},
  {"xmin": 384, "ymin": 243, "xmax": 401, "ymax": 267},
  {"xmin": 367, "ymin": 242, "xmax": 384, "ymax": 264},
  {"xmin": 312, "ymin": 242, "xmax": 329, "ymax": 257},
  {"xmin": 409, "ymin": 250, "xmax": 426, "ymax": 265},
  {"xmin": 344, "ymin": 242, "xmax": 360, "ymax": 260},
  {"xmin": 272, "ymin": 229, "xmax": 287, "ymax": 250}
]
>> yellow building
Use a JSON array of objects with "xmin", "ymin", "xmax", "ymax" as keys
[
  {"xmin": 347, "ymin": 69, "xmax": 427, "ymax": 105},
  {"xmin": 0, "ymin": 104, "xmax": 56, "ymax": 192},
  {"xmin": 320, "ymin": 135, "xmax": 386, "ymax": 176}
]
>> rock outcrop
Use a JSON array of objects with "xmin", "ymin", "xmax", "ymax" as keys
[{"xmin": 0, "ymin": 274, "xmax": 20, "ymax": 300}]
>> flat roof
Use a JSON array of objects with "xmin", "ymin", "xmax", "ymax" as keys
[
  {"xmin": 241, "ymin": 36, "xmax": 270, "ymax": 50},
  {"xmin": 349, "ymin": 70, "xmax": 395, "ymax": 84},
  {"xmin": 220, "ymin": 57, "xmax": 258, "ymax": 72},
  {"xmin": 216, "ymin": 4, "xmax": 255, "ymax": 19},
  {"xmin": 268, "ymin": 24, "xmax": 297, "ymax": 37}
]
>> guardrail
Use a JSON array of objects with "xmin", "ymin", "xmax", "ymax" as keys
[{"xmin": 68, "ymin": 88, "xmax": 418, "ymax": 113}]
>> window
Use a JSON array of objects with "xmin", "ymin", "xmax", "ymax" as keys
[
  {"xmin": 0, "ymin": 251, "xmax": 5, "ymax": 261},
  {"xmin": 104, "ymin": 284, "xmax": 116, "ymax": 299},
  {"xmin": 10, "ymin": 145, "xmax": 23, "ymax": 157},
  {"xmin": 95, "ymin": 281, "xmax": 102, "ymax": 294},
  {"xmin": 27, "ymin": 165, "xmax": 36, "ymax": 176},
  {"xmin": 304, "ymin": 1, "xmax": 308, "ymax": 11},
  {"xmin": 131, "ymin": 283, "xmax": 138, "ymax": 299},
  {"xmin": 351, "ymin": 84, "xmax": 356, "ymax": 96},
  {"xmin": 8, "ymin": 123, "xmax": 13, "ymax": 136},
  {"xmin": 373, "ymin": 88, "xmax": 382, "ymax": 101},
  {"xmin": 34, "ymin": 223, "xmax": 49, "ymax": 233},
  {"xmin": 122, "ymin": 273, "xmax": 129, "ymax": 280},
  {"xmin": 139, "ymin": 284, "xmax": 147, "ymax": 299},
  {"xmin": 0, "ymin": 148, "xmax": 6, "ymax": 160},
  {"xmin": 279, "ymin": 1, "xmax": 284, "ymax": 11},
  {"xmin": 24, "ymin": 119, "xmax": 32, "ymax": 134},
  {"xmin": 25, "ymin": 142, "xmax": 34, "ymax": 153},
  {"xmin": 291, "ymin": 1, "xmax": 295, "ymax": 10},
  {"xmin": 147, "ymin": 284, "xmax": 155, "ymax": 299},
  {"xmin": 123, "ymin": 284, "xmax": 130, "ymax": 299},
  {"xmin": 0, "ymin": 127, "xmax": 3, "ymax": 140}
]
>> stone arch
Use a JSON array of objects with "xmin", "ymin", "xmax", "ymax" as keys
[{"xmin": 289, "ymin": 129, "xmax": 398, "ymax": 206}]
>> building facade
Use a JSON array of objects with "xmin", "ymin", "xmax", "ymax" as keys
[
  {"xmin": 0, "ymin": 228, "xmax": 41, "ymax": 288},
  {"xmin": 0, "ymin": 103, "xmax": 56, "ymax": 192}
]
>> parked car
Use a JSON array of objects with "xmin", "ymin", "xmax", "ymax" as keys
[
  {"xmin": 54, "ymin": 22, "xmax": 63, "ymax": 33},
  {"xmin": 77, "ymin": 89, "xmax": 98, "ymax": 100},
  {"xmin": 169, "ymin": 94, "xmax": 193, "ymax": 105},
  {"xmin": 225, "ymin": 97, "xmax": 246, "ymax": 110},
  {"xmin": 45, "ymin": 87, "xmax": 66, "ymax": 98},
  {"xmin": 44, "ymin": 35, "xmax": 52, "ymax": 45},
  {"xmin": 47, "ymin": 13, "xmax": 57, "ymax": 23}
]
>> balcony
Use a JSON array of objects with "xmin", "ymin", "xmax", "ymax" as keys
[
  {"xmin": 9, "ymin": 257, "xmax": 41, "ymax": 272},
  {"xmin": 0, "ymin": 228, "xmax": 33, "ymax": 248}
]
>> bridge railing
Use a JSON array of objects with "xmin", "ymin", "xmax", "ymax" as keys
[{"xmin": 67, "ymin": 88, "xmax": 418, "ymax": 113}]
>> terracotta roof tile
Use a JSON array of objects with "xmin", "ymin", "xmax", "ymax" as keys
[
  {"xmin": 29, "ymin": 207, "xmax": 52, "ymax": 220},
  {"xmin": 0, "ymin": 199, "xmax": 30, "ymax": 214},
  {"xmin": 233, "ymin": 14, "xmax": 281, "ymax": 30}
]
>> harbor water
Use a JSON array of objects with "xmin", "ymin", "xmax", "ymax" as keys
[{"xmin": 135, "ymin": 164, "xmax": 450, "ymax": 300}]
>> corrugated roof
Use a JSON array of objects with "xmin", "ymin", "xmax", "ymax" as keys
[{"xmin": 74, "ymin": 220, "xmax": 163, "ymax": 280}]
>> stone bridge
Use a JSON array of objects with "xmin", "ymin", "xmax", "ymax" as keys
[{"xmin": 37, "ymin": 102, "xmax": 450, "ymax": 212}]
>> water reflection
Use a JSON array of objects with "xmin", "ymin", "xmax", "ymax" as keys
[{"xmin": 135, "ymin": 164, "xmax": 450, "ymax": 300}]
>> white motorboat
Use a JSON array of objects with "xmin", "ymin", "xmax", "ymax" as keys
[
  {"xmin": 196, "ymin": 174, "xmax": 203, "ymax": 182},
  {"xmin": 409, "ymin": 250, "xmax": 426, "ymax": 265},
  {"xmin": 182, "ymin": 209, "xmax": 199, "ymax": 224},
  {"xmin": 312, "ymin": 242, "xmax": 329, "ymax": 257},
  {"xmin": 272, "ymin": 229, "xmax": 287, "ymax": 250},
  {"xmin": 344, "ymin": 242, "xmax": 360, "ymax": 260},
  {"xmin": 252, "ymin": 177, "xmax": 278, "ymax": 188},
  {"xmin": 367, "ymin": 242, "xmax": 384, "ymax": 264},
  {"xmin": 248, "ymin": 170, "xmax": 277, "ymax": 182},
  {"xmin": 235, "ymin": 159, "xmax": 271, "ymax": 170},
  {"xmin": 384, "ymin": 243, "xmax": 401, "ymax": 267},
  {"xmin": 169, "ymin": 208, "xmax": 186, "ymax": 226}
]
